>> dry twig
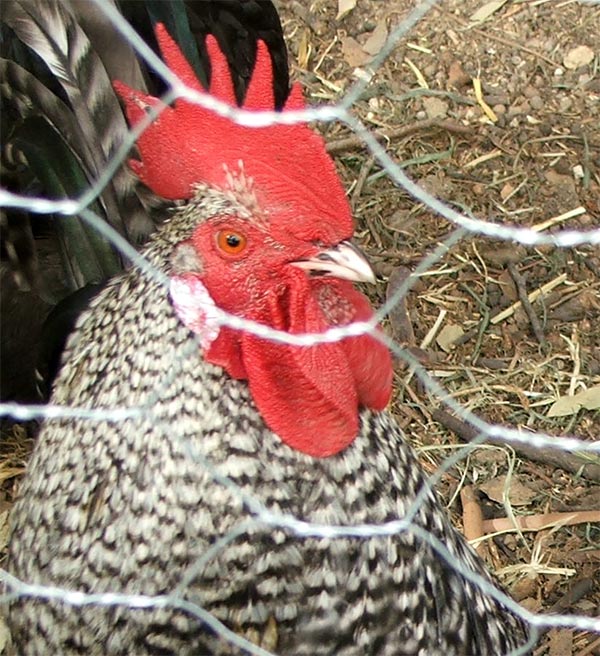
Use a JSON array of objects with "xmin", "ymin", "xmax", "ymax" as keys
[
  {"xmin": 482, "ymin": 510, "xmax": 600, "ymax": 534},
  {"xmin": 508, "ymin": 263, "xmax": 547, "ymax": 347},
  {"xmin": 432, "ymin": 408, "xmax": 600, "ymax": 482},
  {"xmin": 460, "ymin": 485, "xmax": 488, "ymax": 556},
  {"xmin": 326, "ymin": 120, "xmax": 471, "ymax": 155}
]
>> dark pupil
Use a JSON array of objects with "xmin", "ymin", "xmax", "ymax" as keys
[{"xmin": 226, "ymin": 233, "xmax": 241, "ymax": 248}]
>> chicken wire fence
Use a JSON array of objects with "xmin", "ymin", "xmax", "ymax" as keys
[{"xmin": 1, "ymin": 0, "xmax": 599, "ymax": 653}]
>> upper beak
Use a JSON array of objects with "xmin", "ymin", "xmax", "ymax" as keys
[{"xmin": 290, "ymin": 240, "xmax": 376, "ymax": 284}]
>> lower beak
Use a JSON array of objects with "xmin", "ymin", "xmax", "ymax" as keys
[{"xmin": 290, "ymin": 240, "xmax": 376, "ymax": 284}]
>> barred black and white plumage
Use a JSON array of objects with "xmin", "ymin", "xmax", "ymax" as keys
[
  {"xmin": 8, "ymin": 191, "xmax": 530, "ymax": 655},
  {"xmin": 4, "ymin": 2, "xmax": 531, "ymax": 655}
]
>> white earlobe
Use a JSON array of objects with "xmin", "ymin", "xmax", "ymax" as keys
[{"xmin": 169, "ymin": 275, "xmax": 220, "ymax": 350}]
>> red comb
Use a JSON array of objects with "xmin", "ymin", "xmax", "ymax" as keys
[{"xmin": 114, "ymin": 24, "xmax": 353, "ymax": 236}]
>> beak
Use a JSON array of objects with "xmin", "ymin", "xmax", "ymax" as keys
[{"xmin": 291, "ymin": 240, "xmax": 376, "ymax": 284}]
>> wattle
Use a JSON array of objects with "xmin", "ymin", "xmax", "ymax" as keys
[
  {"xmin": 331, "ymin": 281, "xmax": 393, "ymax": 413},
  {"xmin": 206, "ymin": 275, "xmax": 393, "ymax": 458}
]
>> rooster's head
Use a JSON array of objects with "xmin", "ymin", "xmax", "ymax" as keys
[{"xmin": 115, "ymin": 24, "xmax": 392, "ymax": 457}]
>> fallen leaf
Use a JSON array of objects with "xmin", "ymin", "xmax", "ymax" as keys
[
  {"xmin": 362, "ymin": 20, "xmax": 388, "ymax": 57},
  {"xmin": 336, "ymin": 0, "xmax": 356, "ymax": 20},
  {"xmin": 478, "ymin": 244, "xmax": 526, "ymax": 269},
  {"xmin": 563, "ymin": 45, "xmax": 595, "ymax": 70},
  {"xmin": 479, "ymin": 475, "xmax": 538, "ymax": 507},
  {"xmin": 547, "ymin": 385, "xmax": 600, "ymax": 418},
  {"xmin": 436, "ymin": 324, "xmax": 464, "ymax": 352},
  {"xmin": 500, "ymin": 182, "xmax": 514, "ymax": 201},
  {"xmin": 544, "ymin": 169, "xmax": 577, "ymax": 192},
  {"xmin": 340, "ymin": 36, "xmax": 370, "ymax": 67},
  {"xmin": 470, "ymin": 0, "xmax": 508, "ymax": 23},
  {"xmin": 548, "ymin": 628, "xmax": 573, "ymax": 656}
]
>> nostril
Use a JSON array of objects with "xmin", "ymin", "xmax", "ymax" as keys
[{"xmin": 316, "ymin": 252, "xmax": 335, "ymax": 262}]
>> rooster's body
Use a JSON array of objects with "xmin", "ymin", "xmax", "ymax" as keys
[
  {"xmin": 8, "ymin": 220, "xmax": 527, "ymax": 655},
  {"xmin": 4, "ymin": 2, "xmax": 530, "ymax": 655}
]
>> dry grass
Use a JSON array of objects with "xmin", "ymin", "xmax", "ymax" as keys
[{"xmin": 281, "ymin": 0, "xmax": 600, "ymax": 651}]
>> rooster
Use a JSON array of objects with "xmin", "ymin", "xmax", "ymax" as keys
[
  {"xmin": 4, "ymin": 2, "xmax": 531, "ymax": 654},
  {"xmin": 1, "ymin": 0, "xmax": 289, "ymax": 400}
]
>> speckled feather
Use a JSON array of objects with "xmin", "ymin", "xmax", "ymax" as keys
[{"xmin": 8, "ymin": 189, "xmax": 529, "ymax": 655}]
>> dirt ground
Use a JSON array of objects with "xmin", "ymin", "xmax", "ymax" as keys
[
  {"xmin": 278, "ymin": 0, "xmax": 600, "ymax": 653},
  {"xmin": 1, "ymin": 0, "xmax": 599, "ymax": 654}
]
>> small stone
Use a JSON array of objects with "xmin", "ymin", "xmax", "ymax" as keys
[
  {"xmin": 585, "ymin": 78, "xmax": 600, "ymax": 92},
  {"xmin": 563, "ymin": 45, "xmax": 595, "ymax": 70},
  {"xmin": 416, "ymin": 110, "xmax": 427, "ymax": 120},
  {"xmin": 553, "ymin": 160, "xmax": 571, "ymax": 176},
  {"xmin": 352, "ymin": 67, "xmax": 372, "ymax": 82},
  {"xmin": 447, "ymin": 60, "xmax": 470, "ymax": 88},
  {"xmin": 529, "ymin": 95, "xmax": 544, "ymax": 110},
  {"xmin": 508, "ymin": 101, "xmax": 530, "ymax": 118},
  {"xmin": 554, "ymin": 67, "xmax": 565, "ymax": 77},
  {"xmin": 572, "ymin": 164, "xmax": 584, "ymax": 179},
  {"xmin": 423, "ymin": 63, "xmax": 437, "ymax": 77},
  {"xmin": 559, "ymin": 96, "xmax": 573, "ymax": 112},
  {"xmin": 492, "ymin": 104, "xmax": 506, "ymax": 116},
  {"xmin": 421, "ymin": 96, "xmax": 448, "ymax": 119},
  {"xmin": 528, "ymin": 38, "xmax": 543, "ymax": 50},
  {"xmin": 538, "ymin": 123, "xmax": 552, "ymax": 136},
  {"xmin": 484, "ymin": 94, "xmax": 510, "ymax": 106},
  {"xmin": 446, "ymin": 29, "xmax": 459, "ymax": 45},
  {"xmin": 464, "ymin": 106, "xmax": 481, "ymax": 121},
  {"xmin": 506, "ymin": 107, "xmax": 519, "ymax": 120}
]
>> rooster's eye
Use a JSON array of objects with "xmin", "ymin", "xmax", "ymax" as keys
[{"xmin": 216, "ymin": 229, "xmax": 248, "ymax": 256}]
